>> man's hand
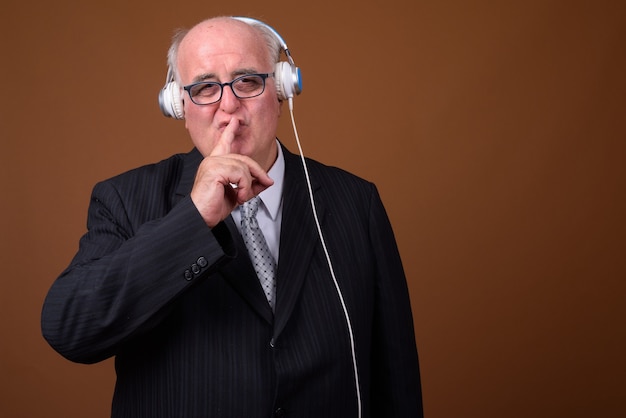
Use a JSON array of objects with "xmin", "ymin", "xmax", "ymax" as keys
[{"xmin": 190, "ymin": 119, "xmax": 274, "ymax": 227}]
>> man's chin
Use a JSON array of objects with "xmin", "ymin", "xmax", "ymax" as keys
[{"xmin": 228, "ymin": 138, "xmax": 249, "ymax": 156}]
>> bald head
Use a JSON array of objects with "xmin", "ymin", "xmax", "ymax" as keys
[{"xmin": 168, "ymin": 17, "xmax": 281, "ymax": 86}]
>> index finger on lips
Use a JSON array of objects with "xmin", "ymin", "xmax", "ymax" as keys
[{"xmin": 210, "ymin": 118, "xmax": 239, "ymax": 157}]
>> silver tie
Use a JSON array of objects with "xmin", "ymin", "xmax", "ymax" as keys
[{"xmin": 240, "ymin": 196, "xmax": 277, "ymax": 310}]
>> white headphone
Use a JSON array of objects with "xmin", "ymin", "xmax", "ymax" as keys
[{"xmin": 158, "ymin": 16, "xmax": 302, "ymax": 120}]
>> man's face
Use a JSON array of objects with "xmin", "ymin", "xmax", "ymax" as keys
[{"xmin": 177, "ymin": 19, "xmax": 281, "ymax": 170}]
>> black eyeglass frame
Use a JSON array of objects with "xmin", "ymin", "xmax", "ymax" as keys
[{"xmin": 183, "ymin": 73, "xmax": 274, "ymax": 105}]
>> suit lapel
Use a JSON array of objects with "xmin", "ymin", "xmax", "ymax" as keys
[
  {"xmin": 274, "ymin": 148, "xmax": 325, "ymax": 338},
  {"xmin": 174, "ymin": 148, "xmax": 203, "ymax": 204},
  {"xmin": 219, "ymin": 216, "xmax": 275, "ymax": 324}
]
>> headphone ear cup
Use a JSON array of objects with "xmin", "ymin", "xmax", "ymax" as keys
[
  {"xmin": 158, "ymin": 81, "xmax": 184, "ymax": 119},
  {"xmin": 274, "ymin": 61, "xmax": 302, "ymax": 101}
]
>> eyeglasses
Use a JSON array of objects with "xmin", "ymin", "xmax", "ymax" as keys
[{"xmin": 183, "ymin": 73, "xmax": 274, "ymax": 105}]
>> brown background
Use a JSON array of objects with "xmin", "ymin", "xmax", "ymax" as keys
[{"xmin": 1, "ymin": 0, "xmax": 625, "ymax": 417}]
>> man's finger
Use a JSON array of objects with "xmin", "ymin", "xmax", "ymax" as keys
[{"xmin": 210, "ymin": 118, "xmax": 239, "ymax": 156}]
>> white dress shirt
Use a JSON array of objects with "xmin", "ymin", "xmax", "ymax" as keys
[{"xmin": 231, "ymin": 141, "xmax": 284, "ymax": 263}]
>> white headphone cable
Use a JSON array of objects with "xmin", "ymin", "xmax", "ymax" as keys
[{"xmin": 287, "ymin": 97, "xmax": 362, "ymax": 418}]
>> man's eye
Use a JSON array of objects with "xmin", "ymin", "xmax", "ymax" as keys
[
  {"xmin": 235, "ymin": 76, "xmax": 263, "ymax": 92},
  {"xmin": 193, "ymin": 83, "xmax": 219, "ymax": 97}
]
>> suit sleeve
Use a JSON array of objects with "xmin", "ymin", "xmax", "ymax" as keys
[
  {"xmin": 41, "ymin": 180, "xmax": 235, "ymax": 364},
  {"xmin": 368, "ymin": 186, "xmax": 424, "ymax": 417}
]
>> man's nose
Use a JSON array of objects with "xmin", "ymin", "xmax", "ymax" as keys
[{"xmin": 220, "ymin": 85, "xmax": 240, "ymax": 113}]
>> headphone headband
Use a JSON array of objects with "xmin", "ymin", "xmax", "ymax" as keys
[{"xmin": 232, "ymin": 17, "xmax": 293, "ymax": 64}]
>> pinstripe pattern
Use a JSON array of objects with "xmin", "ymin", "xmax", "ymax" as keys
[{"xmin": 42, "ymin": 145, "xmax": 423, "ymax": 418}]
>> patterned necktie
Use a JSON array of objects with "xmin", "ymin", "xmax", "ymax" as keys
[{"xmin": 240, "ymin": 196, "xmax": 277, "ymax": 310}]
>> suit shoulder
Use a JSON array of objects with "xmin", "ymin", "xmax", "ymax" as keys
[
  {"xmin": 303, "ymin": 156, "xmax": 376, "ymax": 195},
  {"xmin": 89, "ymin": 150, "xmax": 196, "ymax": 210}
]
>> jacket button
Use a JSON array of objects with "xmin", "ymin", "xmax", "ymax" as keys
[
  {"xmin": 197, "ymin": 256, "xmax": 208, "ymax": 268},
  {"xmin": 191, "ymin": 263, "xmax": 200, "ymax": 274},
  {"xmin": 184, "ymin": 270, "xmax": 193, "ymax": 281},
  {"xmin": 274, "ymin": 407, "xmax": 285, "ymax": 417}
]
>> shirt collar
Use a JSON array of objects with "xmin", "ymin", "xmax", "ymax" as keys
[{"xmin": 257, "ymin": 141, "xmax": 284, "ymax": 220}]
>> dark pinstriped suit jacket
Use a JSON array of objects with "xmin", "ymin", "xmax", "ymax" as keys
[{"xmin": 42, "ymin": 145, "xmax": 422, "ymax": 418}]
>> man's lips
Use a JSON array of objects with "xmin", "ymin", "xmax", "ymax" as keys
[{"xmin": 218, "ymin": 119, "xmax": 245, "ymax": 132}]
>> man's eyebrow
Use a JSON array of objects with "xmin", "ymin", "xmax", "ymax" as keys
[
  {"xmin": 191, "ymin": 68, "xmax": 259, "ymax": 83},
  {"xmin": 191, "ymin": 73, "xmax": 216, "ymax": 83},
  {"xmin": 233, "ymin": 68, "xmax": 259, "ymax": 77}
]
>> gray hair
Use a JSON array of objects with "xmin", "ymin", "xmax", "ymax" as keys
[{"xmin": 166, "ymin": 17, "xmax": 282, "ymax": 85}]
